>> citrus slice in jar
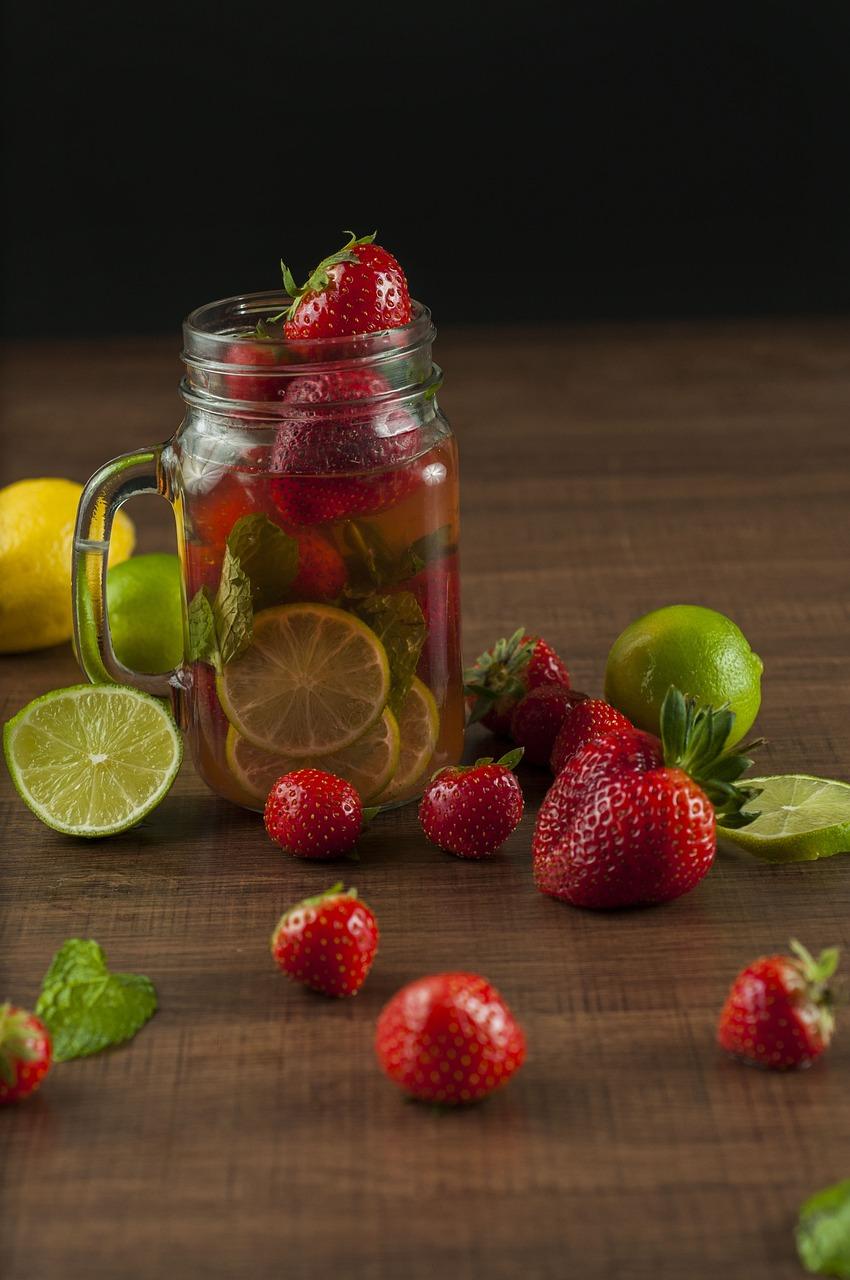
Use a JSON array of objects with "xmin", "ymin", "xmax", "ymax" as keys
[
  {"xmin": 224, "ymin": 708, "xmax": 400, "ymax": 806},
  {"xmin": 378, "ymin": 677, "xmax": 440, "ymax": 804},
  {"xmin": 217, "ymin": 603, "xmax": 390, "ymax": 756}
]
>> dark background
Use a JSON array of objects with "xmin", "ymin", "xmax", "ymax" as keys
[{"xmin": 3, "ymin": 0, "xmax": 849, "ymax": 336}]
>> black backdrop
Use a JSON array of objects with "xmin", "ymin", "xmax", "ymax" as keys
[{"xmin": 3, "ymin": 0, "xmax": 849, "ymax": 336}]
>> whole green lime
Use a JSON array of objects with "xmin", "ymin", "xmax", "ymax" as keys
[
  {"xmin": 106, "ymin": 553, "xmax": 183, "ymax": 674},
  {"xmin": 604, "ymin": 604, "xmax": 763, "ymax": 747}
]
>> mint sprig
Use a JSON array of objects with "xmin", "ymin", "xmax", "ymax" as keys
[
  {"xmin": 35, "ymin": 939, "xmax": 157, "ymax": 1062},
  {"xmin": 226, "ymin": 514, "xmax": 299, "ymax": 611},
  {"xmin": 346, "ymin": 589, "xmax": 426, "ymax": 717},
  {"xmin": 796, "ymin": 1179, "xmax": 850, "ymax": 1277}
]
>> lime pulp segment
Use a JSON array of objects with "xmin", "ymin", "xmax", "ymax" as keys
[
  {"xmin": 378, "ymin": 677, "xmax": 439, "ymax": 803},
  {"xmin": 718, "ymin": 774, "xmax": 850, "ymax": 861}
]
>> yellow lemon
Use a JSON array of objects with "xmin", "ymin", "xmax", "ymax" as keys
[{"xmin": 0, "ymin": 478, "xmax": 135, "ymax": 653}]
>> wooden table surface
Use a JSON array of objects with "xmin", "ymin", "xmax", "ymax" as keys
[{"xmin": 2, "ymin": 322, "xmax": 849, "ymax": 1280}]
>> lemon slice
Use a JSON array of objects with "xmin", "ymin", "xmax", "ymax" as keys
[
  {"xmin": 3, "ymin": 684, "xmax": 182, "ymax": 837},
  {"xmin": 225, "ymin": 707, "xmax": 400, "ymax": 805},
  {"xmin": 378, "ymin": 677, "xmax": 439, "ymax": 804},
  {"xmin": 217, "ymin": 603, "xmax": 390, "ymax": 755},
  {"xmin": 719, "ymin": 775, "xmax": 850, "ymax": 861}
]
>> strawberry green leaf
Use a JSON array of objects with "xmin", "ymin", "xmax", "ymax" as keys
[
  {"xmin": 496, "ymin": 747, "xmax": 525, "ymax": 770},
  {"xmin": 35, "ymin": 939, "xmax": 157, "ymax": 1063},
  {"xmin": 226, "ymin": 514, "xmax": 299, "ymax": 611},
  {"xmin": 796, "ymin": 1178, "xmax": 850, "ymax": 1277}
]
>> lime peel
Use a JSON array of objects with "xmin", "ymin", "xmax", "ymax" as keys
[{"xmin": 718, "ymin": 774, "xmax": 850, "ymax": 862}]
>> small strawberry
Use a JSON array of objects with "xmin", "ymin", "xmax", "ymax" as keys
[
  {"xmin": 291, "ymin": 529, "xmax": 347, "ymax": 601},
  {"xmin": 464, "ymin": 629, "xmax": 570, "ymax": 736},
  {"xmin": 718, "ymin": 940, "xmax": 839, "ymax": 1070},
  {"xmin": 264, "ymin": 769, "xmax": 368, "ymax": 859},
  {"xmin": 419, "ymin": 748, "xmax": 524, "ymax": 858},
  {"xmin": 190, "ymin": 472, "xmax": 256, "ymax": 552},
  {"xmin": 375, "ymin": 972, "xmax": 526, "ymax": 1104},
  {"xmin": 280, "ymin": 231, "xmax": 411, "ymax": 340},
  {"xmin": 271, "ymin": 883, "xmax": 379, "ymax": 997},
  {"xmin": 532, "ymin": 688, "xmax": 760, "ymax": 909},
  {"xmin": 0, "ymin": 1003, "xmax": 52, "ymax": 1104},
  {"xmin": 224, "ymin": 338, "xmax": 286, "ymax": 402},
  {"xmin": 549, "ymin": 698, "xmax": 634, "ymax": 775},
  {"xmin": 510, "ymin": 686, "xmax": 588, "ymax": 766}
]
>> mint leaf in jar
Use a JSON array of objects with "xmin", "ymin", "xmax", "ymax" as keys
[
  {"xmin": 35, "ymin": 939, "xmax": 157, "ymax": 1062},
  {"xmin": 796, "ymin": 1179, "xmax": 850, "ymax": 1277},
  {"xmin": 187, "ymin": 586, "xmax": 221, "ymax": 671},
  {"xmin": 213, "ymin": 546, "xmax": 253, "ymax": 665},
  {"xmin": 226, "ymin": 514, "xmax": 299, "ymax": 610},
  {"xmin": 347, "ymin": 589, "xmax": 426, "ymax": 717},
  {"xmin": 343, "ymin": 520, "xmax": 454, "ymax": 590}
]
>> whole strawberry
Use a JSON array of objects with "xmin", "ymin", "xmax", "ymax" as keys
[
  {"xmin": 281, "ymin": 231, "xmax": 411, "ymax": 340},
  {"xmin": 375, "ymin": 972, "xmax": 526, "ymax": 1104},
  {"xmin": 532, "ymin": 688, "xmax": 760, "ymax": 909},
  {"xmin": 549, "ymin": 697, "xmax": 634, "ymax": 775},
  {"xmin": 718, "ymin": 940, "xmax": 839, "ymax": 1070},
  {"xmin": 464, "ymin": 629, "xmax": 570, "ymax": 736},
  {"xmin": 291, "ymin": 529, "xmax": 347, "ymax": 601},
  {"xmin": 271, "ymin": 884, "xmax": 378, "ymax": 997},
  {"xmin": 0, "ymin": 1003, "xmax": 52, "ymax": 1104},
  {"xmin": 511, "ymin": 686, "xmax": 588, "ymax": 766},
  {"xmin": 419, "ymin": 748, "xmax": 524, "ymax": 858},
  {"xmin": 264, "ymin": 769, "xmax": 366, "ymax": 859}
]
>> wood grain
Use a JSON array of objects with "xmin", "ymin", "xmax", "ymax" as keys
[{"xmin": 2, "ymin": 322, "xmax": 849, "ymax": 1280}]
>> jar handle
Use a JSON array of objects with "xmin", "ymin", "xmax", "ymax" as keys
[{"xmin": 73, "ymin": 446, "xmax": 181, "ymax": 700}]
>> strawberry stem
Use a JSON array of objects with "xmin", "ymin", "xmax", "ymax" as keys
[
  {"xmin": 659, "ymin": 685, "xmax": 762, "ymax": 826},
  {"xmin": 270, "ymin": 231, "xmax": 378, "ymax": 325},
  {"xmin": 790, "ymin": 939, "xmax": 840, "ymax": 989}
]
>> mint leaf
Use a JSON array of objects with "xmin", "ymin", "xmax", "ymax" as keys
[
  {"xmin": 797, "ymin": 1180, "xmax": 850, "ymax": 1277},
  {"xmin": 347, "ymin": 590, "xmax": 426, "ymax": 717},
  {"xmin": 35, "ymin": 939, "xmax": 157, "ymax": 1062},
  {"xmin": 226, "ymin": 514, "xmax": 299, "ymax": 610},
  {"xmin": 213, "ymin": 545, "xmax": 253, "ymax": 665},
  {"xmin": 187, "ymin": 586, "xmax": 220, "ymax": 670},
  {"xmin": 343, "ymin": 521, "xmax": 454, "ymax": 591}
]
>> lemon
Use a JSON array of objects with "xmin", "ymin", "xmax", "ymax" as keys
[
  {"xmin": 225, "ymin": 708, "xmax": 400, "ymax": 806},
  {"xmin": 0, "ymin": 478, "xmax": 135, "ymax": 653},
  {"xmin": 107, "ymin": 554, "xmax": 183, "ymax": 674},
  {"xmin": 378, "ymin": 677, "xmax": 439, "ymax": 804},
  {"xmin": 719, "ymin": 775, "xmax": 850, "ymax": 862},
  {"xmin": 3, "ymin": 684, "xmax": 182, "ymax": 837},
  {"xmin": 604, "ymin": 604, "xmax": 762, "ymax": 746},
  {"xmin": 217, "ymin": 603, "xmax": 390, "ymax": 755}
]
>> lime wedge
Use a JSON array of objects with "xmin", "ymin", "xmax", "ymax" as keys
[
  {"xmin": 225, "ymin": 707, "xmax": 400, "ymax": 806},
  {"xmin": 217, "ymin": 603, "xmax": 390, "ymax": 756},
  {"xmin": 4, "ymin": 684, "xmax": 182, "ymax": 837},
  {"xmin": 719, "ymin": 774, "xmax": 850, "ymax": 861},
  {"xmin": 378, "ymin": 677, "xmax": 439, "ymax": 804}
]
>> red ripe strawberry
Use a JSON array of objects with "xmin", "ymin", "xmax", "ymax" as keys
[
  {"xmin": 375, "ymin": 972, "xmax": 526, "ymax": 1105},
  {"xmin": 291, "ymin": 529, "xmax": 347, "ymax": 601},
  {"xmin": 271, "ymin": 883, "xmax": 379, "ymax": 998},
  {"xmin": 510, "ymin": 686, "xmax": 588, "ymax": 766},
  {"xmin": 717, "ymin": 940, "xmax": 839, "ymax": 1070},
  {"xmin": 465, "ymin": 629, "xmax": 570, "ymax": 736},
  {"xmin": 0, "ymin": 1003, "xmax": 52, "ymax": 1104},
  {"xmin": 190, "ymin": 472, "xmax": 256, "ymax": 552},
  {"xmin": 281, "ymin": 231, "xmax": 411, "ymax": 340},
  {"xmin": 550, "ymin": 698, "xmax": 634, "ymax": 775},
  {"xmin": 532, "ymin": 688, "xmax": 760, "ymax": 909},
  {"xmin": 224, "ymin": 339, "xmax": 286, "ymax": 402},
  {"xmin": 405, "ymin": 551, "xmax": 462, "ymax": 687},
  {"xmin": 264, "ymin": 769, "xmax": 365, "ymax": 859},
  {"xmin": 419, "ymin": 749, "xmax": 524, "ymax": 858}
]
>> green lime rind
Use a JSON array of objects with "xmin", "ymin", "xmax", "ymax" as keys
[
  {"xmin": 3, "ymin": 683, "xmax": 182, "ymax": 838},
  {"xmin": 718, "ymin": 774, "xmax": 850, "ymax": 863}
]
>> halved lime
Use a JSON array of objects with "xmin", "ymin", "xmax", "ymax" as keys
[
  {"xmin": 718, "ymin": 775, "xmax": 850, "ymax": 861},
  {"xmin": 3, "ymin": 684, "xmax": 182, "ymax": 837},
  {"xmin": 378, "ymin": 677, "xmax": 439, "ymax": 804},
  {"xmin": 225, "ymin": 707, "xmax": 400, "ymax": 805},
  {"xmin": 217, "ymin": 603, "xmax": 390, "ymax": 756}
]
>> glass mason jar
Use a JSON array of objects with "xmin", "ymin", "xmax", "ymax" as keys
[{"xmin": 73, "ymin": 292, "xmax": 464, "ymax": 810}]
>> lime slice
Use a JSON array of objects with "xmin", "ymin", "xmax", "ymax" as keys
[
  {"xmin": 225, "ymin": 707, "xmax": 400, "ymax": 805},
  {"xmin": 218, "ymin": 603, "xmax": 390, "ymax": 756},
  {"xmin": 3, "ymin": 684, "xmax": 182, "ymax": 837},
  {"xmin": 378, "ymin": 677, "xmax": 439, "ymax": 804},
  {"xmin": 719, "ymin": 775, "xmax": 850, "ymax": 861}
]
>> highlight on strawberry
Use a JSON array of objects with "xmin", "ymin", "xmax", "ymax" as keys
[
  {"xmin": 717, "ymin": 940, "xmax": 839, "ymax": 1070},
  {"xmin": 532, "ymin": 686, "xmax": 762, "ymax": 910},
  {"xmin": 271, "ymin": 885, "xmax": 379, "ymax": 998},
  {"xmin": 464, "ymin": 629, "xmax": 571, "ymax": 737},
  {"xmin": 418, "ymin": 748, "xmax": 525, "ymax": 859}
]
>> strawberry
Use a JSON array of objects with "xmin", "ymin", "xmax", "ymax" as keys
[
  {"xmin": 510, "ymin": 686, "xmax": 588, "ymax": 766},
  {"xmin": 549, "ymin": 698, "xmax": 634, "ymax": 775},
  {"xmin": 264, "ymin": 769, "xmax": 366, "ymax": 859},
  {"xmin": 291, "ymin": 529, "xmax": 347, "ymax": 601},
  {"xmin": 271, "ymin": 883, "xmax": 378, "ymax": 998},
  {"xmin": 532, "ymin": 688, "xmax": 760, "ymax": 909},
  {"xmin": 375, "ymin": 972, "xmax": 526, "ymax": 1105},
  {"xmin": 280, "ymin": 231, "xmax": 411, "ymax": 340},
  {"xmin": 190, "ymin": 471, "xmax": 256, "ymax": 552},
  {"xmin": 0, "ymin": 1003, "xmax": 52, "ymax": 1104},
  {"xmin": 224, "ymin": 338, "xmax": 286, "ymax": 403},
  {"xmin": 717, "ymin": 940, "xmax": 839, "ymax": 1070},
  {"xmin": 419, "ymin": 748, "xmax": 524, "ymax": 858},
  {"xmin": 406, "ymin": 552, "xmax": 461, "ymax": 687},
  {"xmin": 464, "ymin": 629, "xmax": 570, "ymax": 736}
]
